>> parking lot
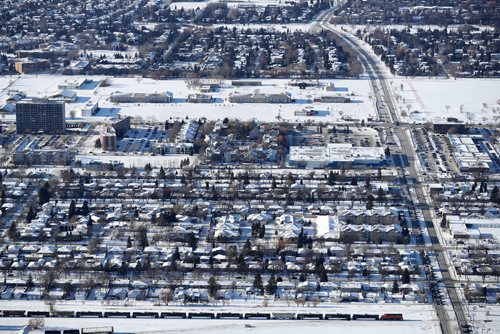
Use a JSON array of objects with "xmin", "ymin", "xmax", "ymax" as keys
[{"xmin": 117, "ymin": 125, "xmax": 168, "ymax": 153}]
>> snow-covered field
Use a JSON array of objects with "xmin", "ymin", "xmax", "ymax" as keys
[
  {"xmin": 336, "ymin": 24, "xmax": 496, "ymax": 34},
  {"xmin": 0, "ymin": 75, "xmax": 375, "ymax": 123},
  {"xmin": 0, "ymin": 318, "xmax": 439, "ymax": 334},
  {"xmin": 0, "ymin": 301, "xmax": 441, "ymax": 334},
  {"xmin": 1, "ymin": 74, "xmax": 498, "ymax": 124},
  {"xmin": 390, "ymin": 78, "xmax": 500, "ymax": 124},
  {"xmin": 169, "ymin": 0, "xmax": 295, "ymax": 10}
]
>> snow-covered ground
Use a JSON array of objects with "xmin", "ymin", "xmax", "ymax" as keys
[
  {"xmin": 169, "ymin": 0, "xmax": 298, "ymax": 10},
  {"xmin": 335, "ymin": 24, "xmax": 496, "ymax": 34},
  {"xmin": 1, "ymin": 74, "xmax": 498, "ymax": 124},
  {"xmin": 390, "ymin": 78, "xmax": 500, "ymax": 124},
  {"xmin": 0, "ymin": 75, "xmax": 375, "ymax": 123},
  {"xmin": 0, "ymin": 301, "xmax": 440, "ymax": 334},
  {"xmin": 0, "ymin": 317, "xmax": 440, "ymax": 334},
  {"xmin": 75, "ymin": 154, "xmax": 193, "ymax": 168},
  {"xmin": 468, "ymin": 304, "xmax": 500, "ymax": 334}
]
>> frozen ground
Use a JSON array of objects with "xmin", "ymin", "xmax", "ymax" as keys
[
  {"xmin": 1, "ymin": 74, "xmax": 498, "ymax": 124},
  {"xmin": 0, "ymin": 75, "xmax": 375, "ymax": 123},
  {"xmin": 320, "ymin": 25, "xmax": 500, "ymax": 125},
  {"xmin": 468, "ymin": 304, "xmax": 500, "ymax": 334},
  {"xmin": 335, "ymin": 24, "xmax": 496, "ymax": 34},
  {"xmin": 0, "ymin": 317, "xmax": 440, "ymax": 334},
  {"xmin": 169, "ymin": 0, "xmax": 300, "ymax": 10},
  {"xmin": 0, "ymin": 301, "xmax": 440, "ymax": 334},
  {"xmin": 390, "ymin": 78, "xmax": 500, "ymax": 124},
  {"xmin": 75, "ymin": 154, "xmax": 194, "ymax": 168}
]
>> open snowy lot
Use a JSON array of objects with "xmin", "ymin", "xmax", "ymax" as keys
[
  {"xmin": 169, "ymin": 0, "xmax": 296, "ymax": 10},
  {"xmin": 0, "ymin": 75, "xmax": 375, "ymax": 123},
  {"xmin": 1, "ymin": 74, "xmax": 497, "ymax": 124},
  {"xmin": 0, "ymin": 301, "xmax": 440, "ymax": 334},
  {"xmin": 390, "ymin": 78, "xmax": 500, "ymax": 124},
  {"xmin": 469, "ymin": 304, "xmax": 500, "ymax": 334}
]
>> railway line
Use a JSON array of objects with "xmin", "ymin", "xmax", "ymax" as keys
[{"xmin": 0, "ymin": 309, "xmax": 403, "ymax": 321}]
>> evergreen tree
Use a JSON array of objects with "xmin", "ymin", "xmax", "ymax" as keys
[
  {"xmin": 265, "ymin": 275, "xmax": 277, "ymax": 295},
  {"xmin": 258, "ymin": 224, "xmax": 266, "ymax": 238},
  {"xmin": 350, "ymin": 177, "xmax": 358, "ymax": 186},
  {"xmin": 137, "ymin": 227, "xmax": 149, "ymax": 249},
  {"xmin": 377, "ymin": 187, "xmax": 386, "ymax": 203},
  {"xmin": 38, "ymin": 182, "xmax": 51, "ymax": 205},
  {"xmin": 490, "ymin": 186, "xmax": 499, "ymax": 203},
  {"xmin": 392, "ymin": 280, "xmax": 399, "ymax": 294},
  {"xmin": 297, "ymin": 228, "xmax": 305, "ymax": 248},
  {"xmin": 319, "ymin": 270, "xmax": 328, "ymax": 282},
  {"xmin": 186, "ymin": 232, "xmax": 197, "ymax": 249},
  {"xmin": 81, "ymin": 201, "xmax": 90, "ymax": 216},
  {"xmin": 327, "ymin": 171, "xmax": 336, "ymax": 186},
  {"xmin": 159, "ymin": 166, "xmax": 166, "ymax": 179},
  {"xmin": 27, "ymin": 207, "xmax": 35, "ymax": 224},
  {"xmin": 68, "ymin": 200, "xmax": 76, "ymax": 218},
  {"xmin": 7, "ymin": 222, "xmax": 19, "ymax": 241},
  {"xmin": 440, "ymin": 215, "xmax": 449, "ymax": 229},
  {"xmin": 402, "ymin": 268, "xmax": 411, "ymax": 284},
  {"xmin": 366, "ymin": 194, "xmax": 374, "ymax": 210},
  {"xmin": 26, "ymin": 273, "xmax": 34, "ymax": 289},
  {"xmin": 208, "ymin": 276, "xmax": 220, "ymax": 299},
  {"xmin": 253, "ymin": 273, "xmax": 264, "ymax": 293}
]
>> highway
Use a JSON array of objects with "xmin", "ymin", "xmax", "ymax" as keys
[{"xmin": 316, "ymin": 12, "xmax": 468, "ymax": 334}]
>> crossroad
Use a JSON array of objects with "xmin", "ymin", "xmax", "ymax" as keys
[{"xmin": 316, "ymin": 11, "xmax": 468, "ymax": 334}]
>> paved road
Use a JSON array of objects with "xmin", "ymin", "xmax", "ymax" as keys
[{"xmin": 316, "ymin": 13, "xmax": 468, "ymax": 334}]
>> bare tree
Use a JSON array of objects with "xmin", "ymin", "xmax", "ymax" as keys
[
  {"xmin": 28, "ymin": 317, "xmax": 45, "ymax": 329},
  {"xmin": 160, "ymin": 288, "xmax": 172, "ymax": 305}
]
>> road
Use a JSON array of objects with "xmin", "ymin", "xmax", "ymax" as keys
[{"xmin": 316, "ymin": 12, "xmax": 468, "ymax": 334}]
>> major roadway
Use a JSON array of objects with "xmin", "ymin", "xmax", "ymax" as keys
[{"xmin": 316, "ymin": 11, "xmax": 469, "ymax": 334}]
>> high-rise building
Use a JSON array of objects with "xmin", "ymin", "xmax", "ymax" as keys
[
  {"xmin": 100, "ymin": 125, "xmax": 117, "ymax": 151},
  {"xmin": 16, "ymin": 99, "xmax": 66, "ymax": 134}
]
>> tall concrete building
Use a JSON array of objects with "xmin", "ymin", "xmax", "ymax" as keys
[
  {"xmin": 16, "ymin": 99, "xmax": 66, "ymax": 134},
  {"xmin": 100, "ymin": 125, "xmax": 117, "ymax": 151}
]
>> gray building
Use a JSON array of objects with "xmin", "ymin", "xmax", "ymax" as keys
[{"xmin": 16, "ymin": 99, "xmax": 66, "ymax": 134}]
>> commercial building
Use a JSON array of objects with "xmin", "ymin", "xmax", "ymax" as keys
[
  {"xmin": 57, "ymin": 78, "xmax": 90, "ymax": 90},
  {"xmin": 316, "ymin": 95, "xmax": 351, "ymax": 103},
  {"xmin": 448, "ymin": 134, "xmax": 498, "ymax": 172},
  {"xmin": 231, "ymin": 80, "xmax": 262, "ymax": 87},
  {"xmin": 13, "ymin": 150, "xmax": 74, "ymax": 166},
  {"xmin": 79, "ymin": 102, "xmax": 99, "ymax": 117},
  {"xmin": 187, "ymin": 94, "xmax": 213, "ymax": 103},
  {"xmin": 16, "ymin": 99, "xmax": 65, "ymax": 134},
  {"xmin": 288, "ymin": 143, "xmax": 386, "ymax": 168},
  {"xmin": 100, "ymin": 126, "xmax": 117, "ymax": 151},
  {"xmin": 14, "ymin": 58, "xmax": 50, "ymax": 74},
  {"xmin": 433, "ymin": 119, "xmax": 466, "ymax": 134},
  {"xmin": 110, "ymin": 92, "xmax": 172, "ymax": 103},
  {"xmin": 228, "ymin": 91, "xmax": 292, "ymax": 104},
  {"xmin": 294, "ymin": 107, "xmax": 318, "ymax": 116},
  {"xmin": 111, "ymin": 116, "xmax": 132, "ymax": 138},
  {"xmin": 449, "ymin": 216, "xmax": 500, "ymax": 240}
]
